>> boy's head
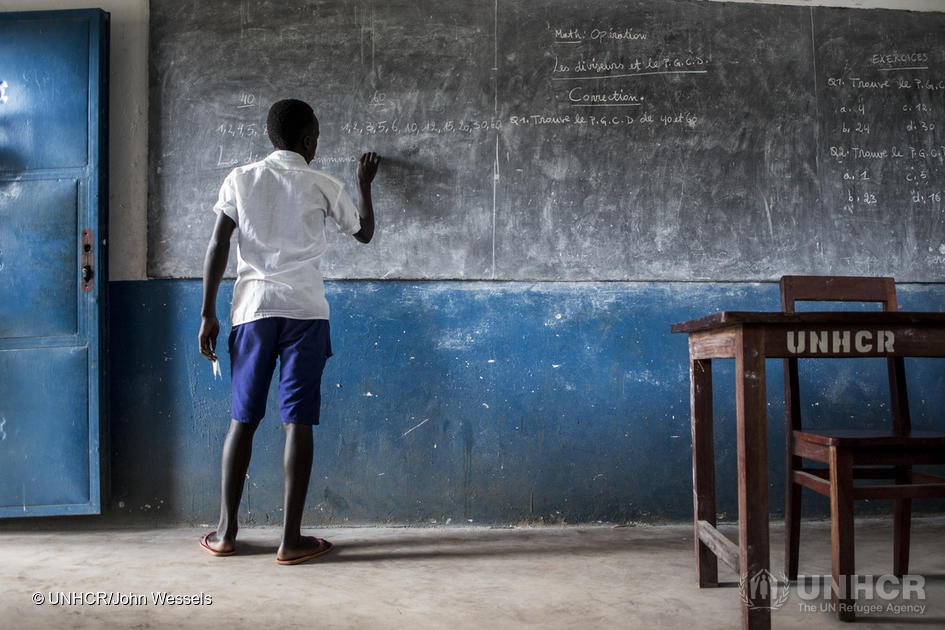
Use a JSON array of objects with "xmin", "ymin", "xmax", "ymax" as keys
[{"xmin": 267, "ymin": 99, "xmax": 319, "ymax": 163}]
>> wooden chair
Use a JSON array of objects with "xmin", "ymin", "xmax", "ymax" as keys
[{"xmin": 781, "ymin": 275, "xmax": 945, "ymax": 621}]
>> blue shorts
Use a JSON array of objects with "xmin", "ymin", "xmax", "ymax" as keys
[{"xmin": 228, "ymin": 318, "xmax": 332, "ymax": 426}]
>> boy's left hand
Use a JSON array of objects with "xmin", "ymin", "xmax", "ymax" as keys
[{"xmin": 199, "ymin": 316, "xmax": 220, "ymax": 361}]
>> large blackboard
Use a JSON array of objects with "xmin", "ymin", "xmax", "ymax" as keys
[{"xmin": 148, "ymin": 0, "xmax": 945, "ymax": 281}]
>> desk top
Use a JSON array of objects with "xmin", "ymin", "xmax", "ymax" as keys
[{"xmin": 671, "ymin": 311, "xmax": 945, "ymax": 334}]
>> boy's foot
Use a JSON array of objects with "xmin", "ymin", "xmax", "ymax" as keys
[
  {"xmin": 199, "ymin": 531, "xmax": 236, "ymax": 557},
  {"xmin": 276, "ymin": 536, "xmax": 333, "ymax": 565}
]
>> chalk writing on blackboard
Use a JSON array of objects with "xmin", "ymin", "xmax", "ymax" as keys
[
  {"xmin": 821, "ymin": 47, "xmax": 944, "ymax": 214},
  {"xmin": 524, "ymin": 22, "xmax": 712, "ymax": 133},
  {"xmin": 507, "ymin": 110, "xmax": 697, "ymax": 128},
  {"xmin": 552, "ymin": 27, "xmax": 649, "ymax": 43}
]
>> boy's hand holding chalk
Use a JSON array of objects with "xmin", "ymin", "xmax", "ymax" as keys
[
  {"xmin": 198, "ymin": 314, "xmax": 220, "ymax": 363},
  {"xmin": 200, "ymin": 316, "xmax": 223, "ymax": 379}
]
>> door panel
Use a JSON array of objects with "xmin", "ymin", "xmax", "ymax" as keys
[
  {"xmin": 0, "ymin": 9, "xmax": 108, "ymax": 518},
  {"xmin": 0, "ymin": 16, "xmax": 89, "ymax": 171},
  {"xmin": 0, "ymin": 179, "xmax": 78, "ymax": 338},
  {"xmin": 0, "ymin": 347, "xmax": 90, "ymax": 509}
]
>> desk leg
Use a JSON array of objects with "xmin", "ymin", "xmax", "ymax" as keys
[
  {"xmin": 736, "ymin": 329, "xmax": 771, "ymax": 630},
  {"xmin": 691, "ymin": 358, "xmax": 718, "ymax": 588}
]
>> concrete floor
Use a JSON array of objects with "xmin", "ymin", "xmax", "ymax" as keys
[{"xmin": 1, "ymin": 518, "xmax": 943, "ymax": 630}]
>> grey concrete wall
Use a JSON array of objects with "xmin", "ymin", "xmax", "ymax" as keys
[{"xmin": 713, "ymin": 0, "xmax": 945, "ymax": 9}]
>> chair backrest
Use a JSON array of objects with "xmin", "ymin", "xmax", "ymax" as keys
[
  {"xmin": 780, "ymin": 275, "xmax": 898, "ymax": 313},
  {"xmin": 780, "ymin": 275, "xmax": 909, "ymax": 434}
]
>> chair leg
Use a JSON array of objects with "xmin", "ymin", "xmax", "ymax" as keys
[
  {"xmin": 829, "ymin": 446, "xmax": 855, "ymax": 622},
  {"xmin": 893, "ymin": 497, "xmax": 912, "ymax": 578},
  {"xmin": 893, "ymin": 465, "xmax": 912, "ymax": 578},
  {"xmin": 785, "ymin": 459, "xmax": 803, "ymax": 580}
]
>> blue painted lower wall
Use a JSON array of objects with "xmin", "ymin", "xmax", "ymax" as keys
[{"xmin": 108, "ymin": 280, "xmax": 945, "ymax": 525}]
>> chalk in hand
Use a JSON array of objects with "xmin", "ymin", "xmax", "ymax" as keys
[{"xmin": 212, "ymin": 359, "xmax": 222, "ymax": 379}]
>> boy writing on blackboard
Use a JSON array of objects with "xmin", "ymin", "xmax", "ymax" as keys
[{"xmin": 197, "ymin": 98, "xmax": 379, "ymax": 564}]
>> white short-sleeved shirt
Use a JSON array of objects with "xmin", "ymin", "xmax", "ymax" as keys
[{"xmin": 213, "ymin": 150, "xmax": 361, "ymax": 326}]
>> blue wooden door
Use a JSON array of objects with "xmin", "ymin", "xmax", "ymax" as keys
[{"xmin": 0, "ymin": 9, "xmax": 108, "ymax": 517}]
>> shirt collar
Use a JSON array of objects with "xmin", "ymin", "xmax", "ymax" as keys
[{"xmin": 266, "ymin": 150, "xmax": 311, "ymax": 168}]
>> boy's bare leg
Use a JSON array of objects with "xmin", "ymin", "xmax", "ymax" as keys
[
  {"xmin": 205, "ymin": 419, "xmax": 257, "ymax": 553},
  {"xmin": 277, "ymin": 422, "xmax": 325, "ymax": 561}
]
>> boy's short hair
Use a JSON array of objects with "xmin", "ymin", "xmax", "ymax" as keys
[{"xmin": 267, "ymin": 99, "xmax": 318, "ymax": 149}]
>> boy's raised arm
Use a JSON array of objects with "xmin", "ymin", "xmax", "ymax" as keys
[
  {"xmin": 353, "ymin": 152, "xmax": 379, "ymax": 244},
  {"xmin": 199, "ymin": 212, "xmax": 237, "ymax": 361}
]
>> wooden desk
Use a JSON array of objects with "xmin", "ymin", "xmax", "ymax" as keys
[{"xmin": 670, "ymin": 311, "xmax": 945, "ymax": 629}]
